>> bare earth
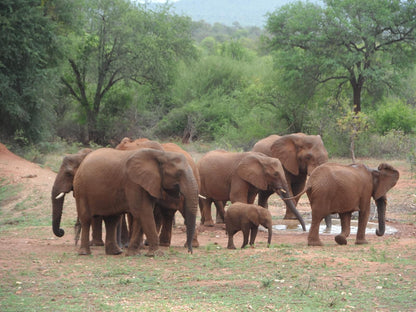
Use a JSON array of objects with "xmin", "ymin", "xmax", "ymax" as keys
[{"xmin": 0, "ymin": 143, "xmax": 415, "ymax": 255}]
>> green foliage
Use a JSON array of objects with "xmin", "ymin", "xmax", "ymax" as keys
[
  {"xmin": 0, "ymin": 0, "xmax": 76, "ymax": 143},
  {"xmin": 373, "ymin": 99, "xmax": 416, "ymax": 135},
  {"xmin": 60, "ymin": 0, "xmax": 197, "ymax": 143},
  {"xmin": 266, "ymin": 0, "xmax": 416, "ymax": 113},
  {"xmin": 356, "ymin": 130, "xmax": 415, "ymax": 160}
]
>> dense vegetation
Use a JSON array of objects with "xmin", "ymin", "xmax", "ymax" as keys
[{"xmin": 1, "ymin": 0, "xmax": 416, "ymax": 161}]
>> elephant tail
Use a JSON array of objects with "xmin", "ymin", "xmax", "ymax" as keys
[{"xmin": 282, "ymin": 187, "xmax": 309, "ymax": 202}]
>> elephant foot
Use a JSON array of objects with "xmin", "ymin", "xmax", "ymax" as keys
[
  {"xmin": 159, "ymin": 242, "xmax": 171, "ymax": 247},
  {"xmin": 216, "ymin": 216, "xmax": 225, "ymax": 224},
  {"xmin": 355, "ymin": 238, "xmax": 369, "ymax": 245},
  {"xmin": 145, "ymin": 249, "xmax": 164, "ymax": 257},
  {"xmin": 89, "ymin": 239, "xmax": 104, "ymax": 246},
  {"xmin": 202, "ymin": 219, "xmax": 215, "ymax": 227},
  {"xmin": 78, "ymin": 247, "xmax": 91, "ymax": 255},
  {"xmin": 307, "ymin": 238, "xmax": 323, "ymax": 246},
  {"xmin": 105, "ymin": 245, "xmax": 123, "ymax": 255},
  {"xmin": 125, "ymin": 248, "xmax": 141, "ymax": 257},
  {"xmin": 335, "ymin": 235, "xmax": 348, "ymax": 245},
  {"xmin": 192, "ymin": 238, "xmax": 200, "ymax": 248}
]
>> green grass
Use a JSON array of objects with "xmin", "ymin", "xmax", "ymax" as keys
[
  {"xmin": 0, "ymin": 154, "xmax": 415, "ymax": 311},
  {"xmin": 0, "ymin": 236, "xmax": 415, "ymax": 312}
]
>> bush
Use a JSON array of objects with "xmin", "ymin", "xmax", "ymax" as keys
[
  {"xmin": 356, "ymin": 130, "xmax": 415, "ymax": 159},
  {"xmin": 374, "ymin": 99, "xmax": 416, "ymax": 135}
]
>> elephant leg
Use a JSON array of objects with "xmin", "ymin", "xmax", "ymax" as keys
[
  {"xmin": 119, "ymin": 214, "xmax": 129, "ymax": 248},
  {"xmin": 227, "ymin": 232, "xmax": 237, "ymax": 249},
  {"xmin": 77, "ymin": 198, "xmax": 92, "ymax": 255},
  {"xmin": 215, "ymin": 201, "xmax": 225, "ymax": 223},
  {"xmin": 249, "ymin": 226, "xmax": 258, "ymax": 246},
  {"xmin": 103, "ymin": 215, "xmax": 123, "ymax": 255},
  {"xmin": 335, "ymin": 212, "xmax": 351, "ymax": 245},
  {"xmin": 308, "ymin": 213, "xmax": 323, "ymax": 246},
  {"xmin": 125, "ymin": 218, "xmax": 142, "ymax": 256},
  {"xmin": 200, "ymin": 197, "xmax": 215, "ymax": 226},
  {"xmin": 159, "ymin": 208, "xmax": 175, "ymax": 247},
  {"xmin": 324, "ymin": 214, "xmax": 332, "ymax": 232},
  {"xmin": 356, "ymin": 209, "xmax": 370, "ymax": 245},
  {"xmin": 90, "ymin": 216, "xmax": 104, "ymax": 246},
  {"xmin": 241, "ymin": 226, "xmax": 250, "ymax": 248},
  {"xmin": 258, "ymin": 190, "xmax": 273, "ymax": 208}
]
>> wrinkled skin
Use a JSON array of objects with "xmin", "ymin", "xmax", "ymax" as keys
[
  {"xmin": 303, "ymin": 163, "xmax": 399, "ymax": 246},
  {"xmin": 225, "ymin": 202, "xmax": 273, "ymax": 249},
  {"xmin": 197, "ymin": 150, "xmax": 306, "ymax": 230},
  {"xmin": 252, "ymin": 133, "xmax": 328, "ymax": 219},
  {"xmin": 116, "ymin": 138, "xmax": 200, "ymax": 248},
  {"xmin": 65, "ymin": 148, "xmax": 198, "ymax": 256}
]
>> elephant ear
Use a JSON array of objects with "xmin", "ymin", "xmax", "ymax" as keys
[
  {"xmin": 237, "ymin": 154, "xmax": 268, "ymax": 190},
  {"xmin": 270, "ymin": 136, "xmax": 299, "ymax": 176},
  {"xmin": 373, "ymin": 163, "xmax": 400, "ymax": 200},
  {"xmin": 126, "ymin": 149, "xmax": 162, "ymax": 198}
]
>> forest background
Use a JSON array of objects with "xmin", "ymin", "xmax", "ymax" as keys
[{"xmin": 1, "ymin": 0, "xmax": 416, "ymax": 166}]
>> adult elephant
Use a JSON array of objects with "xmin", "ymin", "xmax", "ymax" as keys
[
  {"xmin": 55, "ymin": 148, "xmax": 198, "ymax": 256},
  {"xmin": 252, "ymin": 133, "xmax": 328, "ymax": 219},
  {"xmin": 197, "ymin": 150, "xmax": 306, "ymax": 230},
  {"xmin": 294, "ymin": 162, "xmax": 399, "ymax": 246},
  {"xmin": 116, "ymin": 138, "xmax": 200, "ymax": 247}
]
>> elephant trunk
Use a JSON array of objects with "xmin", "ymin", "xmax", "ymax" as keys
[
  {"xmin": 182, "ymin": 169, "xmax": 199, "ymax": 253},
  {"xmin": 52, "ymin": 186, "xmax": 65, "ymax": 237},
  {"xmin": 375, "ymin": 196, "xmax": 387, "ymax": 236},
  {"xmin": 278, "ymin": 188, "xmax": 306, "ymax": 231},
  {"xmin": 267, "ymin": 226, "xmax": 272, "ymax": 247}
]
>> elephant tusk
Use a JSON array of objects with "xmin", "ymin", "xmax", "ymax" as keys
[
  {"xmin": 280, "ymin": 188, "xmax": 287, "ymax": 194},
  {"xmin": 55, "ymin": 192, "xmax": 65, "ymax": 199},
  {"xmin": 198, "ymin": 194, "xmax": 207, "ymax": 200}
]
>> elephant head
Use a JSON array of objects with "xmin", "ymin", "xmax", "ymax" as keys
[
  {"xmin": 371, "ymin": 163, "xmax": 400, "ymax": 237},
  {"xmin": 270, "ymin": 133, "xmax": 328, "ymax": 176},
  {"xmin": 237, "ymin": 152, "xmax": 306, "ymax": 230},
  {"xmin": 116, "ymin": 137, "xmax": 161, "ymax": 150},
  {"xmin": 125, "ymin": 149, "xmax": 198, "ymax": 253},
  {"xmin": 52, "ymin": 148, "xmax": 92, "ymax": 237}
]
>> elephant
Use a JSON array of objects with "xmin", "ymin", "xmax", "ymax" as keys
[
  {"xmin": 116, "ymin": 137, "xmax": 200, "ymax": 248},
  {"xmin": 58, "ymin": 148, "xmax": 198, "ymax": 256},
  {"xmin": 51, "ymin": 148, "xmax": 129, "ymax": 247},
  {"xmin": 197, "ymin": 150, "xmax": 306, "ymax": 230},
  {"xmin": 225, "ymin": 202, "xmax": 273, "ymax": 249},
  {"xmin": 51, "ymin": 148, "xmax": 101, "ymax": 242},
  {"xmin": 252, "ymin": 133, "xmax": 329, "ymax": 220},
  {"xmin": 291, "ymin": 162, "xmax": 399, "ymax": 246}
]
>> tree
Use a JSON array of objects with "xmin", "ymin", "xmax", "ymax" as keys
[
  {"xmin": 266, "ymin": 0, "xmax": 416, "ymax": 114},
  {"xmin": 0, "ymin": 0, "xmax": 76, "ymax": 143},
  {"xmin": 61, "ymin": 0, "xmax": 196, "ymax": 143}
]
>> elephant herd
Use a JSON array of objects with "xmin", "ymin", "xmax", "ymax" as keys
[{"xmin": 51, "ymin": 133, "xmax": 400, "ymax": 256}]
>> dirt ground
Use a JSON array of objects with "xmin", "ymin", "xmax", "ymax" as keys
[{"xmin": 0, "ymin": 142, "xmax": 415, "ymax": 259}]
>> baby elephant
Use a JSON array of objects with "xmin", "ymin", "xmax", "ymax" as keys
[{"xmin": 225, "ymin": 202, "xmax": 273, "ymax": 249}]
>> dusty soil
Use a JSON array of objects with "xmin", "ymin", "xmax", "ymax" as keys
[{"xmin": 0, "ymin": 142, "xmax": 415, "ymax": 258}]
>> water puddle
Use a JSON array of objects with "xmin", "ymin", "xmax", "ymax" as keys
[{"xmin": 272, "ymin": 219, "xmax": 397, "ymax": 235}]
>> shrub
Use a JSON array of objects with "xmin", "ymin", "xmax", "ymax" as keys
[{"xmin": 374, "ymin": 99, "xmax": 416, "ymax": 135}]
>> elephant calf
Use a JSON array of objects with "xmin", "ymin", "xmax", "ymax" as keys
[{"xmin": 224, "ymin": 202, "xmax": 273, "ymax": 249}]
